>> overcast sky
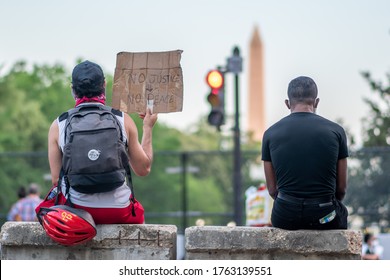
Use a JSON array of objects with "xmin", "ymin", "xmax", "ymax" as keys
[{"xmin": 1, "ymin": 0, "xmax": 389, "ymax": 146}]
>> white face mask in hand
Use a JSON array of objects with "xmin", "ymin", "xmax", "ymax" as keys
[{"xmin": 147, "ymin": 99, "xmax": 154, "ymax": 114}]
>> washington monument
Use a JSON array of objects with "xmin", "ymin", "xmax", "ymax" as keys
[{"xmin": 248, "ymin": 25, "xmax": 265, "ymax": 142}]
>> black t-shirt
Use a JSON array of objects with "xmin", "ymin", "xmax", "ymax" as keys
[{"xmin": 261, "ymin": 112, "xmax": 349, "ymax": 198}]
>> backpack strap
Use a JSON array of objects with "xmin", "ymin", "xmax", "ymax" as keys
[
  {"xmin": 110, "ymin": 107, "xmax": 136, "ymax": 216},
  {"xmin": 111, "ymin": 108, "xmax": 122, "ymax": 116},
  {"xmin": 54, "ymin": 167, "xmax": 74, "ymax": 207},
  {"xmin": 54, "ymin": 169, "xmax": 64, "ymax": 206},
  {"xmin": 63, "ymin": 174, "xmax": 74, "ymax": 207},
  {"xmin": 123, "ymin": 160, "xmax": 136, "ymax": 217},
  {"xmin": 58, "ymin": 111, "xmax": 68, "ymax": 122}
]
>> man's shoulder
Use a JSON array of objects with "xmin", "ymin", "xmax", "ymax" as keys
[
  {"xmin": 315, "ymin": 115, "xmax": 346, "ymax": 131},
  {"xmin": 20, "ymin": 195, "xmax": 42, "ymax": 204},
  {"xmin": 264, "ymin": 115, "xmax": 292, "ymax": 133}
]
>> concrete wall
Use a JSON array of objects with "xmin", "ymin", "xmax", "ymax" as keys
[
  {"xmin": 1, "ymin": 223, "xmax": 363, "ymax": 260},
  {"xmin": 0, "ymin": 222, "xmax": 177, "ymax": 260},
  {"xmin": 185, "ymin": 226, "xmax": 362, "ymax": 260}
]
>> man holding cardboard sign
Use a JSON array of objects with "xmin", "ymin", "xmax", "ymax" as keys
[{"xmin": 37, "ymin": 60, "xmax": 158, "ymax": 225}]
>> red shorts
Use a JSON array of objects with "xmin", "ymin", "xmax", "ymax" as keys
[{"xmin": 35, "ymin": 186, "xmax": 145, "ymax": 224}]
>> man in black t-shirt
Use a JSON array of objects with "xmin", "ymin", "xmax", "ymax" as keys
[{"xmin": 261, "ymin": 76, "xmax": 349, "ymax": 230}]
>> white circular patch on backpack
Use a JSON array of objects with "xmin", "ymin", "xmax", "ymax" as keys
[{"xmin": 88, "ymin": 149, "xmax": 101, "ymax": 161}]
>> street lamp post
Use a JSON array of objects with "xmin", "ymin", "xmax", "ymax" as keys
[{"xmin": 206, "ymin": 46, "xmax": 244, "ymax": 225}]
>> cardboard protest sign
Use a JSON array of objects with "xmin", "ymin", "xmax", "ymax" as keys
[{"xmin": 112, "ymin": 50, "xmax": 183, "ymax": 113}]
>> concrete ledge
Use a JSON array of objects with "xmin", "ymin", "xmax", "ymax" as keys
[
  {"xmin": 0, "ymin": 222, "xmax": 177, "ymax": 260},
  {"xmin": 185, "ymin": 226, "xmax": 362, "ymax": 260}
]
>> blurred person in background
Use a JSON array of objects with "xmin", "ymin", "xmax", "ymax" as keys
[
  {"xmin": 15, "ymin": 186, "xmax": 26, "ymax": 200},
  {"xmin": 362, "ymin": 233, "xmax": 384, "ymax": 260},
  {"xmin": 7, "ymin": 183, "xmax": 43, "ymax": 221}
]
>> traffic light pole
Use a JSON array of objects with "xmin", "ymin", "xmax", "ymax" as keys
[
  {"xmin": 232, "ymin": 47, "xmax": 243, "ymax": 226},
  {"xmin": 207, "ymin": 46, "xmax": 243, "ymax": 226}
]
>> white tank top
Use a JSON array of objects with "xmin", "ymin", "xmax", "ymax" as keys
[{"xmin": 57, "ymin": 103, "xmax": 131, "ymax": 208}]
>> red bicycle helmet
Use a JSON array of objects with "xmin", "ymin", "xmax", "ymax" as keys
[{"xmin": 37, "ymin": 205, "xmax": 97, "ymax": 246}]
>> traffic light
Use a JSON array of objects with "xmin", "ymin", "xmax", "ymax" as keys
[{"xmin": 206, "ymin": 70, "xmax": 225, "ymax": 128}]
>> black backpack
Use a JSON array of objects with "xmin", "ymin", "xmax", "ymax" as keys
[{"xmin": 58, "ymin": 103, "xmax": 136, "ymax": 214}]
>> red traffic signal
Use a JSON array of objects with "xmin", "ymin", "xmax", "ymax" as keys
[
  {"xmin": 206, "ymin": 70, "xmax": 224, "ymax": 94},
  {"xmin": 205, "ymin": 69, "xmax": 225, "ymax": 128}
]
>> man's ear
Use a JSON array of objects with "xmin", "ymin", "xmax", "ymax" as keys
[
  {"xmin": 285, "ymin": 99, "xmax": 291, "ymax": 109},
  {"xmin": 314, "ymin": 98, "xmax": 320, "ymax": 108}
]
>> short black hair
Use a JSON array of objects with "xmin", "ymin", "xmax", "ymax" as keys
[
  {"xmin": 287, "ymin": 76, "xmax": 318, "ymax": 105},
  {"xmin": 364, "ymin": 233, "xmax": 373, "ymax": 243},
  {"xmin": 17, "ymin": 186, "xmax": 26, "ymax": 199}
]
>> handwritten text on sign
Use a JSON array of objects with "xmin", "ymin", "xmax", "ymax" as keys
[{"xmin": 112, "ymin": 50, "xmax": 183, "ymax": 113}]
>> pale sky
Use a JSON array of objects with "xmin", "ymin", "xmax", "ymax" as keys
[{"xmin": 1, "ymin": 0, "xmax": 389, "ymax": 147}]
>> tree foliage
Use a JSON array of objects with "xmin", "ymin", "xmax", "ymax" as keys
[
  {"xmin": 361, "ymin": 71, "xmax": 390, "ymax": 147},
  {"xmin": 345, "ymin": 71, "xmax": 390, "ymax": 230},
  {"xmin": 0, "ymin": 61, "xmax": 73, "ymax": 216}
]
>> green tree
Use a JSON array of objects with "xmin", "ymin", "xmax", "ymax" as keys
[
  {"xmin": 0, "ymin": 63, "xmax": 49, "ymax": 151},
  {"xmin": 360, "ymin": 72, "xmax": 390, "ymax": 147},
  {"xmin": 0, "ymin": 61, "xmax": 72, "ymax": 216},
  {"xmin": 345, "ymin": 71, "xmax": 390, "ymax": 230}
]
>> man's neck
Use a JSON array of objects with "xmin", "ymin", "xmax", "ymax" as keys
[{"xmin": 290, "ymin": 104, "xmax": 315, "ymax": 113}]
